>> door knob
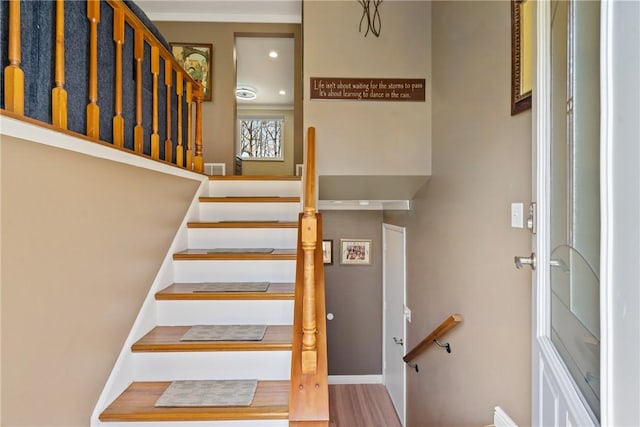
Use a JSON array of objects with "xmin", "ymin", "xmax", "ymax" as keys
[
  {"xmin": 393, "ymin": 337, "xmax": 403, "ymax": 346},
  {"xmin": 514, "ymin": 253, "xmax": 536, "ymax": 270}
]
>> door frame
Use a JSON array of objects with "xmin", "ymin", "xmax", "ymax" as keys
[
  {"xmin": 532, "ymin": 0, "xmax": 613, "ymax": 424},
  {"xmin": 382, "ymin": 223, "xmax": 407, "ymax": 425}
]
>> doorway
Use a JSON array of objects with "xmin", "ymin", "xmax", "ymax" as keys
[{"xmin": 382, "ymin": 223, "xmax": 407, "ymax": 425}]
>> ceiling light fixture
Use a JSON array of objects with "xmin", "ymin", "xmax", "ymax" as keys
[
  {"xmin": 235, "ymin": 86, "xmax": 257, "ymax": 100},
  {"xmin": 279, "ymin": 90, "xmax": 286, "ymax": 95},
  {"xmin": 268, "ymin": 50, "xmax": 278, "ymax": 58}
]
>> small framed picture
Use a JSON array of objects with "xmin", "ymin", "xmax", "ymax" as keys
[
  {"xmin": 340, "ymin": 239, "xmax": 372, "ymax": 265},
  {"xmin": 322, "ymin": 240, "xmax": 333, "ymax": 265},
  {"xmin": 170, "ymin": 42, "xmax": 214, "ymax": 101}
]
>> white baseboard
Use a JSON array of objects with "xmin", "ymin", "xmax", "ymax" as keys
[{"xmin": 328, "ymin": 375, "xmax": 383, "ymax": 385}]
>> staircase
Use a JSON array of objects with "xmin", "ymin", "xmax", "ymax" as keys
[{"xmin": 97, "ymin": 175, "xmax": 302, "ymax": 427}]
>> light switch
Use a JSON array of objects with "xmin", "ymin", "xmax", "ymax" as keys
[
  {"xmin": 511, "ymin": 202, "xmax": 524, "ymax": 228},
  {"xmin": 404, "ymin": 306, "xmax": 412, "ymax": 323}
]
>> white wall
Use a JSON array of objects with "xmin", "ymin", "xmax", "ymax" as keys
[{"xmin": 303, "ymin": 0, "xmax": 431, "ymax": 176}]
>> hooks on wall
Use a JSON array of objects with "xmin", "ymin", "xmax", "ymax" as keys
[
  {"xmin": 358, "ymin": 0, "xmax": 383, "ymax": 37},
  {"xmin": 433, "ymin": 338, "xmax": 452, "ymax": 354}
]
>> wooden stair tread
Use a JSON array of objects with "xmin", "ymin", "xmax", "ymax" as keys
[
  {"xmin": 187, "ymin": 221, "xmax": 298, "ymax": 229},
  {"xmin": 200, "ymin": 196, "xmax": 300, "ymax": 203},
  {"xmin": 99, "ymin": 380, "xmax": 289, "ymax": 422},
  {"xmin": 209, "ymin": 175, "xmax": 301, "ymax": 181},
  {"xmin": 173, "ymin": 249, "xmax": 296, "ymax": 261},
  {"xmin": 156, "ymin": 282, "xmax": 295, "ymax": 300},
  {"xmin": 132, "ymin": 325, "xmax": 292, "ymax": 352}
]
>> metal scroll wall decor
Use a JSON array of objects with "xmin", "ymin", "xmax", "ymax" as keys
[{"xmin": 358, "ymin": 0, "xmax": 383, "ymax": 37}]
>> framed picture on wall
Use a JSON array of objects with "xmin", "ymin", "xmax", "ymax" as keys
[
  {"xmin": 322, "ymin": 240, "xmax": 333, "ymax": 265},
  {"xmin": 340, "ymin": 239, "xmax": 372, "ymax": 265},
  {"xmin": 170, "ymin": 42, "xmax": 213, "ymax": 101}
]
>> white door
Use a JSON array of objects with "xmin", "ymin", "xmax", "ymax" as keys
[
  {"xmin": 383, "ymin": 224, "xmax": 406, "ymax": 425},
  {"xmin": 530, "ymin": 0, "xmax": 602, "ymax": 425}
]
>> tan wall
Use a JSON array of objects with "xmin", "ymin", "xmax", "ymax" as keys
[
  {"xmin": 384, "ymin": 2, "xmax": 532, "ymax": 425},
  {"xmin": 0, "ymin": 136, "xmax": 200, "ymax": 426},
  {"xmin": 154, "ymin": 21, "xmax": 303, "ymax": 174},
  {"xmin": 237, "ymin": 108, "xmax": 294, "ymax": 175},
  {"xmin": 303, "ymin": 0, "xmax": 431, "ymax": 176}
]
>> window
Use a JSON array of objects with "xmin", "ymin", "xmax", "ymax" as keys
[{"xmin": 238, "ymin": 115, "xmax": 283, "ymax": 160}]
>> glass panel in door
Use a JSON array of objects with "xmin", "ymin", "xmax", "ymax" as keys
[{"xmin": 549, "ymin": 0, "xmax": 600, "ymax": 420}]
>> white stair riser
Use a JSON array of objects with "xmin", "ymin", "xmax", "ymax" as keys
[
  {"xmin": 132, "ymin": 351, "xmax": 291, "ymax": 381},
  {"xmin": 188, "ymin": 228, "xmax": 297, "ymax": 249},
  {"xmin": 96, "ymin": 420, "xmax": 288, "ymax": 427},
  {"xmin": 173, "ymin": 260, "xmax": 296, "ymax": 283},
  {"xmin": 156, "ymin": 300, "xmax": 294, "ymax": 325},
  {"xmin": 199, "ymin": 203, "xmax": 300, "ymax": 222},
  {"xmin": 208, "ymin": 180, "xmax": 301, "ymax": 197}
]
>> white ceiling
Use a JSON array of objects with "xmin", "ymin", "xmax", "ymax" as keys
[
  {"xmin": 236, "ymin": 37, "xmax": 295, "ymax": 108},
  {"xmin": 136, "ymin": 0, "xmax": 301, "ymax": 24}
]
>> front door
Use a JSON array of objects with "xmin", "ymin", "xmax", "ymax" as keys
[
  {"xmin": 531, "ymin": 0, "xmax": 601, "ymax": 424},
  {"xmin": 383, "ymin": 224, "xmax": 406, "ymax": 425}
]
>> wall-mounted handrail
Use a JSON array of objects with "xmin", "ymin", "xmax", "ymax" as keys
[
  {"xmin": 403, "ymin": 313, "xmax": 463, "ymax": 365},
  {"xmin": 2, "ymin": 0, "xmax": 204, "ymax": 172}
]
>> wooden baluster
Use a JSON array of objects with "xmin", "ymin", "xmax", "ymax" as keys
[
  {"xmin": 52, "ymin": 0, "xmax": 67, "ymax": 128},
  {"xmin": 175, "ymin": 72, "xmax": 184, "ymax": 167},
  {"xmin": 86, "ymin": 0, "xmax": 100, "ymax": 138},
  {"xmin": 301, "ymin": 127, "xmax": 318, "ymax": 374},
  {"xmin": 185, "ymin": 81, "xmax": 193, "ymax": 170},
  {"xmin": 133, "ymin": 28, "xmax": 144, "ymax": 153},
  {"xmin": 4, "ymin": 0, "xmax": 24, "ymax": 114},
  {"xmin": 193, "ymin": 82, "xmax": 204, "ymax": 173},
  {"xmin": 164, "ymin": 61, "xmax": 173, "ymax": 163},
  {"xmin": 150, "ymin": 46, "xmax": 160, "ymax": 159},
  {"xmin": 112, "ymin": 8, "xmax": 124, "ymax": 146}
]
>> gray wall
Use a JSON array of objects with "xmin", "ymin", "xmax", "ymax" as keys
[
  {"xmin": 321, "ymin": 210, "xmax": 383, "ymax": 375},
  {"xmin": 384, "ymin": 2, "xmax": 532, "ymax": 425}
]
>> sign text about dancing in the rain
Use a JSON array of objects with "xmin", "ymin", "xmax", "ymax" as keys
[{"xmin": 310, "ymin": 77, "xmax": 425, "ymax": 102}]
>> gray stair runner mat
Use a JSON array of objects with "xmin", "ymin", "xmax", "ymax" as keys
[
  {"xmin": 155, "ymin": 380, "xmax": 258, "ymax": 407},
  {"xmin": 180, "ymin": 325, "xmax": 267, "ymax": 341},
  {"xmin": 192, "ymin": 282, "xmax": 270, "ymax": 293}
]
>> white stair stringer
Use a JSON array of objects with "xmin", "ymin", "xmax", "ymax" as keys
[
  {"xmin": 91, "ymin": 177, "xmax": 209, "ymax": 426},
  {"xmin": 93, "ymin": 176, "xmax": 301, "ymax": 426}
]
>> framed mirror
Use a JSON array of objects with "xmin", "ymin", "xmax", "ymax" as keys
[{"xmin": 511, "ymin": 0, "xmax": 533, "ymax": 115}]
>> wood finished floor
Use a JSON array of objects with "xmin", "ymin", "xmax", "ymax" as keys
[{"xmin": 329, "ymin": 384, "xmax": 401, "ymax": 427}]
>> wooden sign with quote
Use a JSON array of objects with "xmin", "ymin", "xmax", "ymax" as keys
[{"xmin": 310, "ymin": 77, "xmax": 426, "ymax": 102}]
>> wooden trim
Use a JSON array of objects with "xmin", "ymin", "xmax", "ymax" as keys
[
  {"xmin": 99, "ymin": 381, "xmax": 289, "ymax": 422},
  {"xmin": 52, "ymin": 0, "xmax": 67, "ymax": 129},
  {"xmin": 4, "ymin": 0, "xmax": 24, "ymax": 115},
  {"xmin": 155, "ymin": 282, "xmax": 294, "ymax": 301},
  {"xmin": 402, "ymin": 313, "xmax": 463, "ymax": 363},
  {"xmin": 175, "ymin": 71, "xmax": 184, "ymax": 167},
  {"xmin": 133, "ymin": 26, "xmax": 144, "ymax": 153},
  {"xmin": 150, "ymin": 45, "xmax": 160, "ymax": 159},
  {"xmin": 172, "ymin": 249, "xmax": 296, "ymax": 261},
  {"xmin": 187, "ymin": 221, "xmax": 298, "ymax": 229},
  {"xmin": 131, "ymin": 325, "xmax": 292, "ymax": 352},
  {"xmin": 112, "ymin": 7, "xmax": 125, "ymax": 146},
  {"xmin": 199, "ymin": 196, "xmax": 300, "ymax": 203},
  {"xmin": 210, "ymin": 175, "xmax": 301, "ymax": 181},
  {"xmin": 164, "ymin": 60, "xmax": 173, "ymax": 163}
]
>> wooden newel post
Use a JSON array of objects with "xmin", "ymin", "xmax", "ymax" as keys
[
  {"xmin": 193, "ymin": 81, "xmax": 204, "ymax": 173},
  {"xmin": 52, "ymin": 0, "xmax": 67, "ymax": 128},
  {"xmin": 4, "ymin": 0, "xmax": 24, "ymax": 115},
  {"xmin": 301, "ymin": 127, "xmax": 318, "ymax": 374}
]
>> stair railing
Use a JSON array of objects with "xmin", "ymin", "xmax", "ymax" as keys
[
  {"xmin": 289, "ymin": 127, "xmax": 329, "ymax": 426},
  {"xmin": 403, "ymin": 313, "xmax": 463, "ymax": 372},
  {"xmin": 1, "ymin": 0, "xmax": 204, "ymax": 172}
]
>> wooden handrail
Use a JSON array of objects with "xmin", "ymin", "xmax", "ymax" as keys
[
  {"xmin": 289, "ymin": 127, "xmax": 329, "ymax": 426},
  {"xmin": 2, "ymin": 0, "xmax": 205, "ymax": 172},
  {"xmin": 403, "ymin": 313, "xmax": 463, "ymax": 363}
]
